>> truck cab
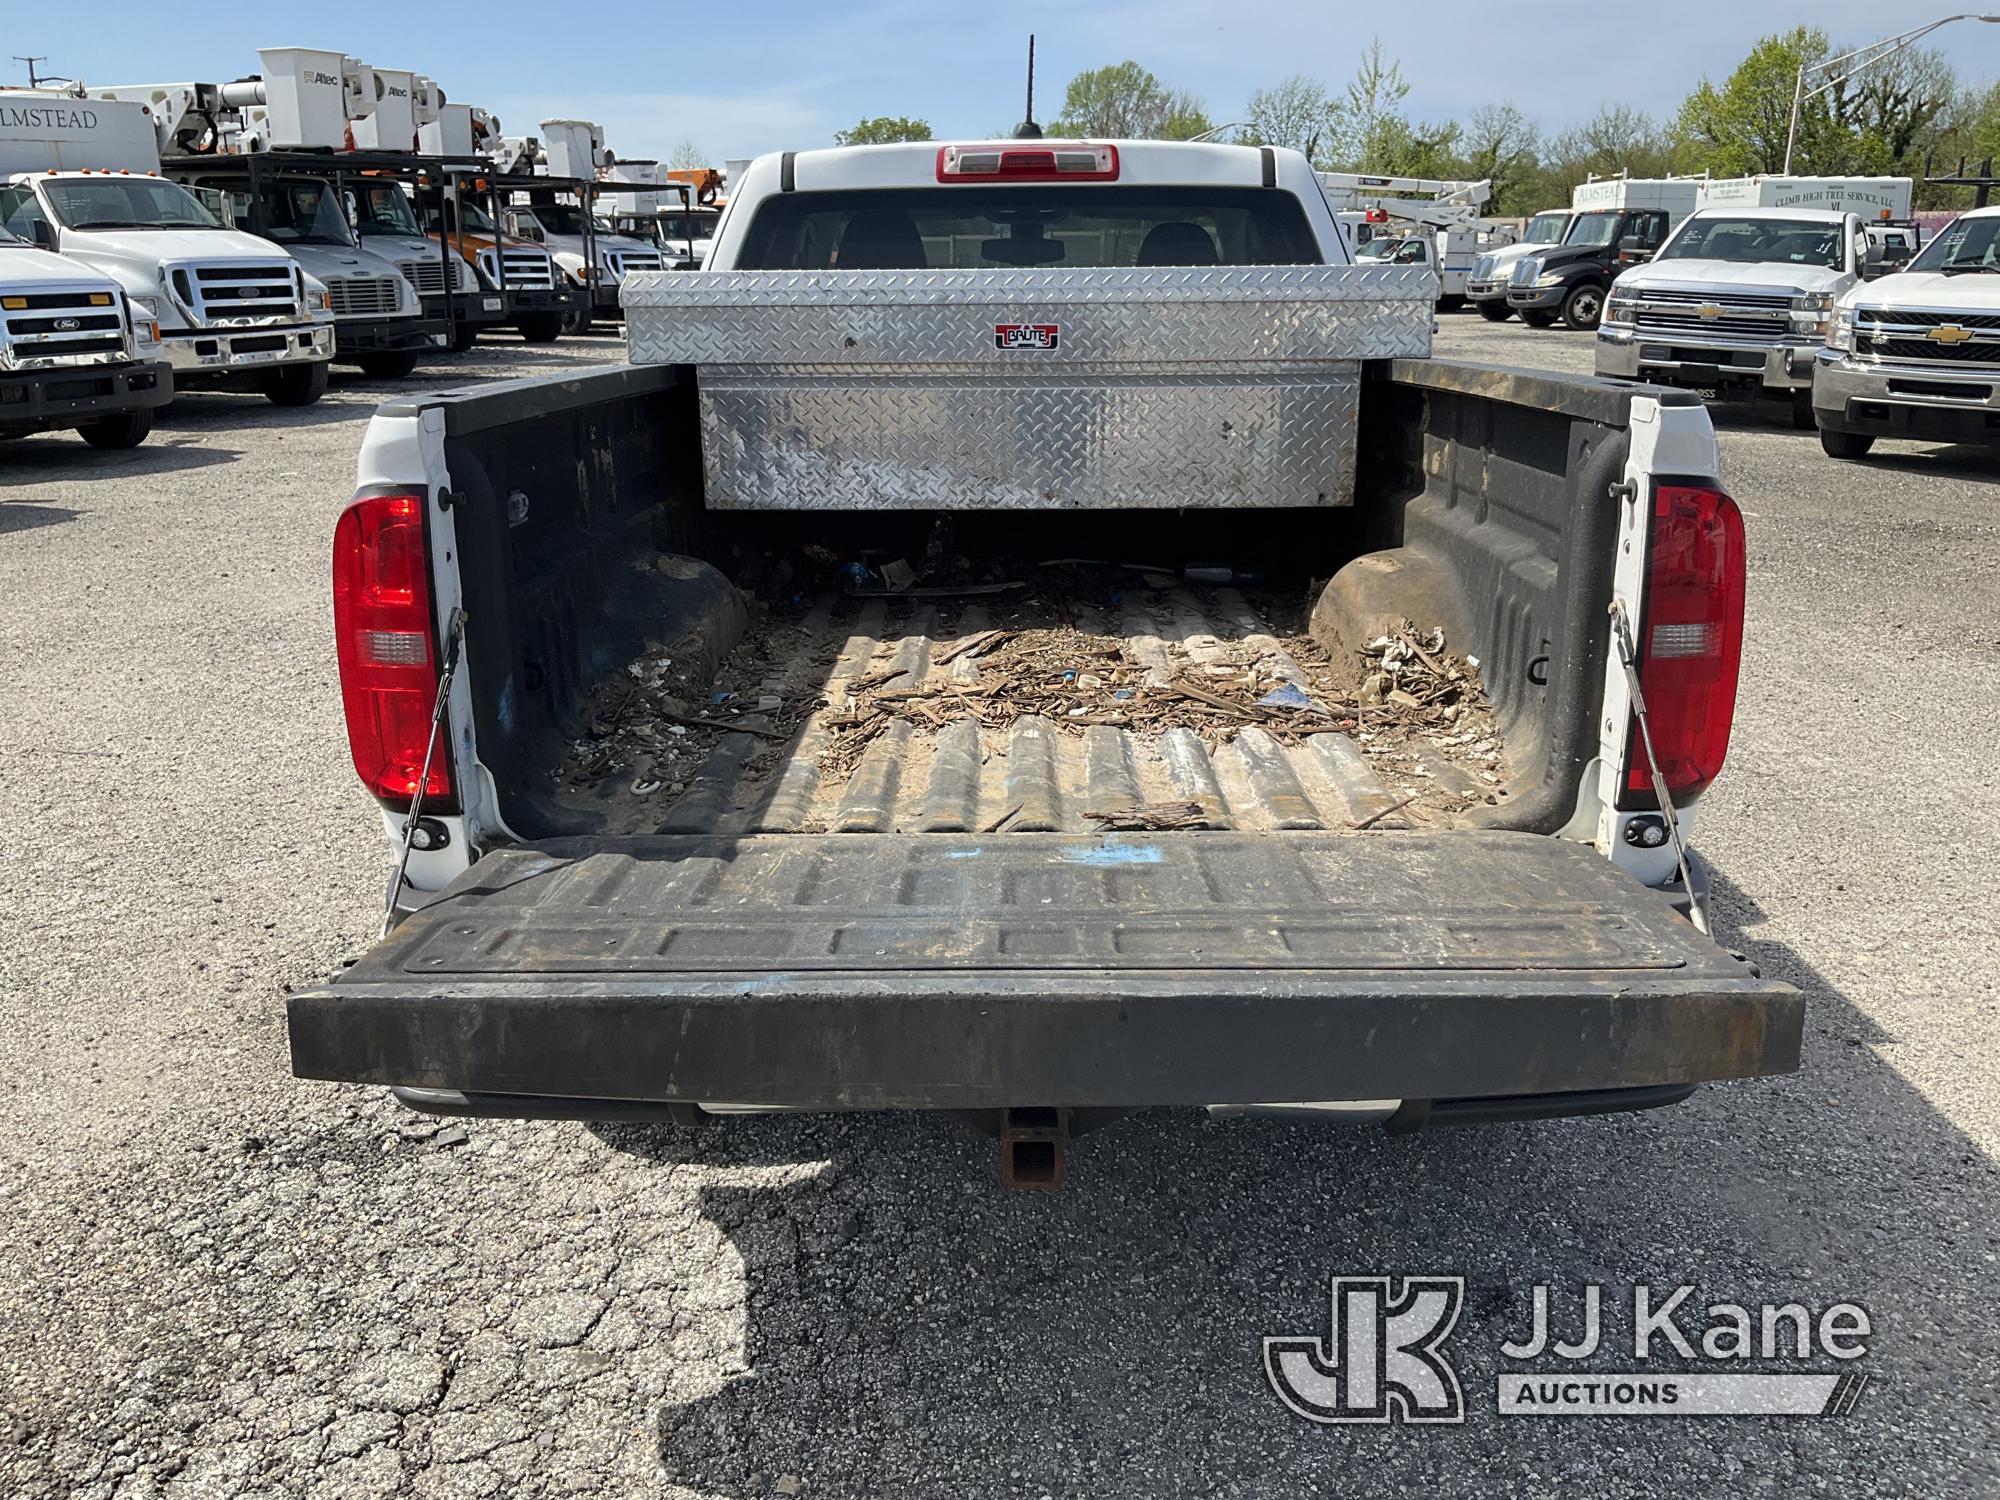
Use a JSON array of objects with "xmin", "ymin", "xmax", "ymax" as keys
[
  {"xmin": 1813, "ymin": 204, "xmax": 2000, "ymax": 459},
  {"xmin": 411, "ymin": 189, "xmax": 571, "ymax": 346},
  {"xmin": 507, "ymin": 198, "xmax": 663, "ymax": 320},
  {"xmin": 1508, "ymin": 204, "xmax": 1680, "ymax": 330},
  {"xmin": 344, "ymin": 177, "xmax": 507, "ymax": 351},
  {"xmin": 1467, "ymin": 208, "xmax": 1571, "ymax": 321},
  {"xmin": 289, "ymin": 138, "xmax": 1798, "ymax": 1168},
  {"xmin": 0, "ymin": 219, "xmax": 171, "ymax": 448},
  {"xmin": 188, "ymin": 170, "xmax": 446, "ymax": 379},
  {"xmin": 1597, "ymin": 207, "xmax": 1872, "ymax": 426},
  {"xmin": 650, "ymin": 203, "xmax": 722, "ymax": 268}
]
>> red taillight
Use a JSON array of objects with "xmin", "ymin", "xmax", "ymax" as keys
[
  {"xmin": 1621, "ymin": 484, "xmax": 1745, "ymax": 807},
  {"xmin": 332, "ymin": 493, "xmax": 455, "ymax": 809},
  {"xmin": 935, "ymin": 142, "xmax": 1120, "ymax": 182}
]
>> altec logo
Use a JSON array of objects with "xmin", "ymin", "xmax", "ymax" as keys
[{"xmin": 995, "ymin": 322, "xmax": 1059, "ymax": 350}]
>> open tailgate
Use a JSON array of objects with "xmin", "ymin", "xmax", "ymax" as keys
[{"xmin": 290, "ymin": 832, "xmax": 1800, "ymax": 1109}]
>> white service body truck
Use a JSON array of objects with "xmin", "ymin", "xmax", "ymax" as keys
[
  {"xmin": 288, "ymin": 139, "xmax": 1799, "ymax": 1175},
  {"xmin": 1813, "ymin": 203, "xmax": 2000, "ymax": 459},
  {"xmin": 0, "ymin": 93, "xmax": 333, "ymax": 406},
  {"xmin": 1467, "ymin": 208, "xmax": 1572, "ymax": 321},
  {"xmin": 1596, "ymin": 198, "xmax": 1892, "ymax": 425},
  {"xmin": 0, "ymin": 219, "xmax": 171, "ymax": 448},
  {"xmin": 1508, "ymin": 178, "xmax": 1701, "ymax": 330}
]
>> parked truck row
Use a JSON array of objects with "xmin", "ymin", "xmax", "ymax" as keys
[{"xmin": 2, "ymin": 46, "xmax": 738, "ymax": 453}]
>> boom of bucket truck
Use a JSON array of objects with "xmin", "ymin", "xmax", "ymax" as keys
[{"xmin": 1316, "ymin": 173, "xmax": 1504, "ymax": 306}]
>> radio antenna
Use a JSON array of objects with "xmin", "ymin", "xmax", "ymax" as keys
[{"xmin": 1014, "ymin": 35, "xmax": 1043, "ymax": 139}]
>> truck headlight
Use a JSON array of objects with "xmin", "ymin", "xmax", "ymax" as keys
[
  {"xmin": 1602, "ymin": 291, "xmax": 1638, "ymax": 327},
  {"xmin": 1826, "ymin": 305, "xmax": 1855, "ymax": 353},
  {"xmin": 1790, "ymin": 291, "xmax": 1834, "ymax": 336},
  {"xmin": 129, "ymin": 295, "xmax": 163, "ymax": 322},
  {"xmin": 1535, "ymin": 272, "xmax": 1565, "ymax": 287}
]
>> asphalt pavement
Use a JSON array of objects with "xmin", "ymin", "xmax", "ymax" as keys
[{"xmin": 1, "ymin": 317, "xmax": 1996, "ymax": 1499}]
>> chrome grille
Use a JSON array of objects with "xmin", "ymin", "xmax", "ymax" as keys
[
  {"xmin": 481, "ymin": 249, "xmax": 555, "ymax": 290},
  {"xmin": 1634, "ymin": 307, "xmax": 1788, "ymax": 340},
  {"xmin": 0, "ymin": 291, "xmax": 129, "ymax": 366},
  {"xmin": 325, "ymin": 276, "xmax": 402, "ymax": 318},
  {"xmin": 399, "ymin": 258, "xmax": 447, "ymax": 296},
  {"xmin": 180, "ymin": 263, "xmax": 301, "ymax": 325},
  {"xmin": 1638, "ymin": 286, "xmax": 1793, "ymax": 313},
  {"xmin": 1851, "ymin": 308, "xmax": 2000, "ymax": 368},
  {"xmin": 607, "ymin": 249, "xmax": 662, "ymax": 280}
]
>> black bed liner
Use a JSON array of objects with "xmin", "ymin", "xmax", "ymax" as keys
[{"xmin": 290, "ymin": 831, "xmax": 1801, "ymax": 1109}]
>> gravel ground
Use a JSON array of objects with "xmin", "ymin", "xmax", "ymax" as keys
[{"xmin": 2, "ymin": 317, "xmax": 1997, "ymax": 1499}]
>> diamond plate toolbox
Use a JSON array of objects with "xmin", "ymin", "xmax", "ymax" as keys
[{"xmin": 621, "ymin": 266, "xmax": 1434, "ymax": 509}]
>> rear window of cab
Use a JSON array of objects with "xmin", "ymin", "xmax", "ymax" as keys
[{"xmin": 734, "ymin": 186, "xmax": 1322, "ymax": 270}]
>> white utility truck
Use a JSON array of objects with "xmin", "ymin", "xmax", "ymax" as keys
[
  {"xmin": 1508, "ymin": 176, "xmax": 1701, "ymax": 330},
  {"xmin": 1813, "ymin": 202, "xmax": 2000, "ymax": 459},
  {"xmin": 1467, "ymin": 208, "xmax": 1573, "ymax": 321},
  {"xmin": 0, "ymin": 91, "xmax": 333, "ymax": 406},
  {"xmin": 1596, "ymin": 177, "xmax": 1913, "ymax": 427},
  {"xmin": 0, "ymin": 218, "xmax": 171, "ymax": 448},
  {"xmin": 1317, "ymin": 173, "xmax": 1495, "ymax": 307},
  {"xmin": 287, "ymin": 137, "xmax": 1800, "ymax": 1182},
  {"xmin": 501, "ymin": 121, "xmax": 664, "ymax": 322}
]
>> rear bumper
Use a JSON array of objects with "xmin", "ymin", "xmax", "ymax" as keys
[
  {"xmin": 1598, "ymin": 328, "xmax": 1816, "ymax": 393},
  {"xmin": 1813, "ymin": 350, "xmax": 2000, "ymax": 442},
  {"xmin": 0, "ymin": 359, "xmax": 172, "ymax": 432},
  {"xmin": 333, "ymin": 316, "xmax": 451, "ymax": 358},
  {"xmin": 288, "ymin": 833, "xmax": 1803, "ymax": 1112}
]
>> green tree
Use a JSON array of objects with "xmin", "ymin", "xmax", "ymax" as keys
[
  {"xmin": 834, "ymin": 115, "xmax": 934, "ymax": 146},
  {"xmin": 1239, "ymin": 74, "xmax": 1347, "ymax": 166},
  {"xmin": 1529, "ymin": 106, "xmax": 1674, "ymax": 209},
  {"xmin": 1672, "ymin": 27, "xmax": 1838, "ymax": 174},
  {"xmin": 1051, "ymin": 61, "xmax": 1212, "ymax": 139},
  {"xmin": 1459, "ymin": 103, "xmax": 1540, "ymax": 213},
  {"xmin": 1345, "ymin": 38, "xmax": 1412, "ymax": 171}
]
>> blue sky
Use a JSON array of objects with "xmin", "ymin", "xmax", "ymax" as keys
[{"xmin": 13, "ymin": 1, "xmax": 2000, "ymax": 164}]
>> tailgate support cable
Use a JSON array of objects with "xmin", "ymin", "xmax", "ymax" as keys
[
  {"xmin": 1608, "ymin": 600, "xmax": 1709, "ymax": 935},
  {"xmin": 383, "ymin": 606, "xmax": 467, "ymax": 938}
]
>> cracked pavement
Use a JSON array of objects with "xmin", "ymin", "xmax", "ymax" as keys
[{"xmin": 1, "ymin": 318, "xmax": 1996, "ymax": 1498}]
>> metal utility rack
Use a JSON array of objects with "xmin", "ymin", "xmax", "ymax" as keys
[
  {"xmin": 452, "ymin": 166, "xmax": 596, "ymax": 328},
  {"xmin": 163, "ymin": 148, "xmax": 507, "ymax": 348},
  {"xmin": 1924, "ymin": 154, "xmax": 2000, "ymax": 209}
]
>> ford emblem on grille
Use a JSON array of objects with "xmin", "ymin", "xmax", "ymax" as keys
[{"xmin": 53, "ymin": 317, "xmax": 81, "ymax": 331}]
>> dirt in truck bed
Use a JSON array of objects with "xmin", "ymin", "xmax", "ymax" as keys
[{"xmin": 558, "ymin": 564, "xmax": 1508, "ymax": 837}]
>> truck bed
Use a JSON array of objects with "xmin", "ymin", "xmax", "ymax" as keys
[
  {"xmin": 288, "ymin": 358, "xmax": 1803, "ymax": 1115},
  {"xmin": 555, "ymin": 578, "xmax": 1504, "ymax": 839}
]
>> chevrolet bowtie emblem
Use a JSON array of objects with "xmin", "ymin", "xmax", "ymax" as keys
[
  {"xmin": 1927, "ymin": 324, "xmax": 1974, "ymax": 345},
  {"xmin": 1696, "ymin": 303, "xmax": 1723, "ymax": 319}
]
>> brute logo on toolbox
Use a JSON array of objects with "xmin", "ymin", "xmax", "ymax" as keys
[{"xmin": 995, "ymin": 322, "xmax": 1059, "ymax": 350}]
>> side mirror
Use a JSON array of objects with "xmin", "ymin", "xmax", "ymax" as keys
[
  {"xmin": 1616, "ymin": 234, "xmax": 1652, "ymax": 263},
  {"xmin": 29, "ymin": 218, "xmax": 55, "ymax": 249}
]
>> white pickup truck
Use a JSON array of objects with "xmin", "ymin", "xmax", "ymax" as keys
[
  {"xmin": 1597, "ymin": 206, "xmax": 1877, "ymax": 427},
  {"xmin": 1813, "ymin": 204, "xmax": 2000, "ymax": 459},
  {"xmin": 287, "ymin": 139, "xmax": 1798, "ymax": 1180},
  {"xmin": 0, "ymin": 219, "xmax": 171, "ymax": 447}
]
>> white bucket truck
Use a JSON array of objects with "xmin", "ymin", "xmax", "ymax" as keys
[
  {"xmin": 1596, "ymin": 176, "xmax": 1912, "ymax": 426},
  {"xmin": 0, "ymin": 214, "xmax": 172, "ymax": 448},
  {"xmin": 0, "ymin": 90, "xmax": 334, "ymax": 406},
  {"xmin": 503, "ymin": 121, "xmax": 663, "ymax": 322}
]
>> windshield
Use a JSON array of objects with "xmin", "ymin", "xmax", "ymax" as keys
[
  {"xmin": 658, "ymin": 210, "xmax": 720, "ymax": 242},
  {"xmin": 1907, "ymin": 214, "xmax": 2000, "ymax": 274},
  {"xmin": 260, "ymin": 180, "xmax": 355, "ymax": 246},
  {"xmin": 1526, "ymin": 214, "xmax": 1568, "ymax": 244},
  {"xmin": 416, "ymin": 195, "xmax": 502, "ymax": 236},
  {"xmin": 738, "ymin": 186, "xmax": 1321, "ymax": 270},
  {"xmin": 1563, "ymin": 212, "xmax": 1622, "ymax": 248},
  {"xmin": 1660, "ymin": 215, "xmax": 1842, "ymax": 269},
  {"xmin": 43, "ymin": 177, "xmax": 221, "ymax": 231},
  {"xmin": 531, "ymin": 203, "xmax": 591, "ymax": 236},
  {"xmin": 350, "ymin": 183, "xmax": 423, "ymax": 238}
]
